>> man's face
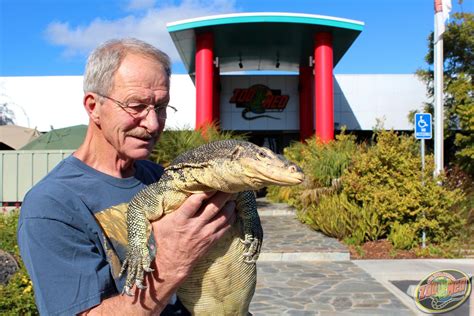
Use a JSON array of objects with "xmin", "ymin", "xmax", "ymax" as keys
[{"xmin": 99, "ymin": 53, "xmax": 169, "ymax": 161}]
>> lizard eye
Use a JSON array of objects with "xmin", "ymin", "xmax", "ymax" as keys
[{"xmin": 258, "ymin": 151, "xmax": 267, "ymax": 159}]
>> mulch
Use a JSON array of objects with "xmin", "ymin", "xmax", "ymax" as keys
[{"xmin": 348, "ymin": 239, "xmax": 422, "ymax": 260}]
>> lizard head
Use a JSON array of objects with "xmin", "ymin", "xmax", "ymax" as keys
[
  {"xmin": 230, "ymin": 142, "xmax": 305, "ymax": 189},
  {"xmin": 169, "ymin": 140, "xmax": 304, "ymax": 192}
]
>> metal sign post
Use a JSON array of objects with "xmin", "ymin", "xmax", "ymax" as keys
[{"xmin": 415, "ymin": 113, "xmax": 432, "ymax": 248}]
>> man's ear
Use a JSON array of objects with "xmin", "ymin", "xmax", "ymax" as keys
[{"xmin": 84, "ymin": 93, "xmax": 100, "ymax": 124}]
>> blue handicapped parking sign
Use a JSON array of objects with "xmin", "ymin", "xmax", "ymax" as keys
[{"xmin": 415, "ymin": 113, "xmax": 432, "ymax": 139}]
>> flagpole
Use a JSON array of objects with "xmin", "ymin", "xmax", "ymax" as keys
[{"xmin": 434, "ymin": 0, "xmax": 445, "ymax": 176}]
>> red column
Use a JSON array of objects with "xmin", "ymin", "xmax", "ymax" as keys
[
  {"xmin": 299, "ymin": 66, "xmax": 313, "ymax": 141},
  {"xmin": 195, "ymin": 32, "xmax": 214, "ymax": 129},
  {"xmin": 314, "ymin": 32, "xmax": 334, "ymax": 142},
  {"xmin": 213, "ymin": 66, "xmax": 220, "ymax": 128}
]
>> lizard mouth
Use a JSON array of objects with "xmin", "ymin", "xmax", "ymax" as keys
[{"xmin": 253, "ymin": 166, "xmax": 304, "ymax": 186}]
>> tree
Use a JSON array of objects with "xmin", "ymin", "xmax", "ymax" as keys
[
  {"xmin": 416, "ymin": 12, "xmax": 473, "ymax": 174},
  {"xmin": 0, "ymin": 103, "xmax": 16, "ymax": 125}
]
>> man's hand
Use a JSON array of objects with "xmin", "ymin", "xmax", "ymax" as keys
[
  {"xmin": 79, "ymin": 192, "xmax": 236, "ymax": 315},
  {"xmin": 152, "ymin": 191, "xmax": 236, "ymax": 284}
]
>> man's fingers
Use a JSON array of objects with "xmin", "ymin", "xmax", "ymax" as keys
[
  {"xmin": 198, "ymin": 192, "xmax": 234, "ymax": 222},
  {"xmin": 176, "ymin": 192, "xmax": 216, "ymax": 219},
  {"xmin": 210, "ymin": 200, "xmax": 237, "ymax": 239}
]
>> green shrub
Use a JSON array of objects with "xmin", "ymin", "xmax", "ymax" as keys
[
  {"xmin": 265, "ymin": 185, "xmax": 302, "ymax": 208},
  {"xmin": 302, "ymin": 192, "xmax": 386, "ymax": 243},
  {"xmin": 414, "ymin": 240, "xmax": 462, "ymax": 259},
  {"xmin": 388, "ymin": 222, "xmax": 417, "ymax": 250},
  {"xmin": 342, "ymin": 130, "xmax": 465, "ymax": 244},
  {"xmin": 266, "ymin": 131, "xmax": 358, "ymax": 209},
  {"xmin": 151, "ymin": 123, "xmax": 246, "ymax": 166},
  {"xmin": 269, "ymin": 129, "xmax": 467, "ymax": 248},
  {"xmin": 342, "ymin": 130, "xmax": 421, "ymax": 223},
  {"xmin": 302, "ymin": 132, "xmax": 359, "ymax": 187},
  {"xmin": 350, "ymin": 203, "xmax": 387, "ymax": 242},
  {"xmin": 0, "ymin": 211, "xmax": 38, "ymax": 315},
  {"xmin": 0, "ymin": 211, "xmax": 20, "ymax": 254},
  {"xmin": 281, "ymin": 131, "xmax": 358, "ymax": 188},
  {"xmin": 0, "ymin": 265, "xmax": 38, "ymax": 315},
  {"xmin": 301, "ymin": 193, "xmax": 354, "ymax": 240}
]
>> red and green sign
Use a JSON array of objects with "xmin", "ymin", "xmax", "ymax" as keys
[
  {"xmin": 229, "ymin": 84, "xmax": 289, "ymax": 120},
  {"xmin": 414, "ymin": 269, "xmax": 472, "ymax": 314}
]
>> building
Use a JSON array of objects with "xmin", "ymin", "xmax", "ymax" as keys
[
  {"xmin": 166, "ymin": 12, "xmax": 427, "ymax": 151},
  {"xmin": 0, "ymin": 13, "xmax": 428, "ymax": 153}
]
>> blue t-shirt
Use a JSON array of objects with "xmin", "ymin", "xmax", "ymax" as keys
[{"xmin": 17, "ymin": 155, "xmax": 163, "ymax": 315}]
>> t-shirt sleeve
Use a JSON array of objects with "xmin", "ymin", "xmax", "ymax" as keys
[{"xmin": 18, "ymin": 192, "xmax": 116, "ymax": 315}]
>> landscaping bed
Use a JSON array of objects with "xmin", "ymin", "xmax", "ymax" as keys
[{"xmin": 348, "ymin": 240, "xmax": 418, "ymax": 259}]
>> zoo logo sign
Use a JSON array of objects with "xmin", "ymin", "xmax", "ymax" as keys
[
  {"xmin": 229, "ymin": 84, "xmax": 289, "ymax": 120},
  {"xmin": 414, "ymin": 269, "xmax": 472, "ymax": 314}
]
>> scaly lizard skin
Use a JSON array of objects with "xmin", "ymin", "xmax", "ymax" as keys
[{"xmin": 120, "ymin": 140, "xmax": 304, "ymax": 315}]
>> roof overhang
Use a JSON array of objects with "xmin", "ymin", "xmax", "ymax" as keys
[{"xmin": 167, "ymin": 12, "xmax": 364, "ymax": 75}]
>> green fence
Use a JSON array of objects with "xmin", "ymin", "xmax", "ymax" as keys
[{"xmin": 0, "ymin": 150, "xmax": 73, "ymax": 204}]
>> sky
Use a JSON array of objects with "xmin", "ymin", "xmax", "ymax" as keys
[{"xmin": 0, "ymin": 0, "xmax": 471, "ymax": 77}]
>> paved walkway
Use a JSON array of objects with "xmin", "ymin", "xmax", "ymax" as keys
[
  {"xmin": 259, "ymin": 214, "xmax": 348, "ymax": 261},
  {"xmin": 250, "ymin": 199, "xmax": 418, "ymax": 315}
]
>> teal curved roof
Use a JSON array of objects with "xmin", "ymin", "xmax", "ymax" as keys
[{"xmin": 167, "ymin": 12, "xmax": 364, "ymax": 74}]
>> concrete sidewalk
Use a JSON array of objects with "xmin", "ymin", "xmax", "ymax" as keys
[{"xmin": 250, "ymin": 199, "xmax": 473, "ymax": 315}]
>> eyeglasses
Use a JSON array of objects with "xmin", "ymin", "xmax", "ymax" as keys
[{"xmin": 95, "ymin": 93, "xmax": 177, "ymax": 119}]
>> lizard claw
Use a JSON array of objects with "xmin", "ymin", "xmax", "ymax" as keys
[
  {"xmin": 241, "ymin": 233, "xmax": 261, "ymax": 263},
  {"xmin": 244, "ymin": 258, "xmax": 257, "ymax": 264},
  {"xmin": 240, "ymin": 238, "xmax": 252, "ymax": 245},
  {"xmin": 135, "ymin": 280, "xmax": 147, "ymax": 290},
  {"xmin": 122, "ymin": 286, "xmax": 133, "ymax": 296},
  {"xmin": 119, "ymin": 245, "xmax": 152, "ymax": 294}
]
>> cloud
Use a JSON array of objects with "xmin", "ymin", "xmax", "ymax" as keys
[
  {"xmin": 44, "ymin": 0, "xmax": 238, "ymax": 62},
  {"xmin": 126, "ymin": 0, "xmax": 156, "ymax": 11}
]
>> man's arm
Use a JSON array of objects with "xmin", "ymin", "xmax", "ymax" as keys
[{"xmin": 81, "ymin": 191, "xmax": 236, "ymax": 315}]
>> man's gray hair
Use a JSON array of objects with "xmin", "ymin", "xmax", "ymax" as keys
[{"xmin": 83, "ymin": 38, "xmax": 171, "ymax": 95}]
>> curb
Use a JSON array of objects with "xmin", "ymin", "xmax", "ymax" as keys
[
  {"xmin": 259, "ymin": 209, "xmax": 296, "ymax": 216},
  {"xmin": 259, "ymin": 251, "xmax": 350, "ymax": 262}
]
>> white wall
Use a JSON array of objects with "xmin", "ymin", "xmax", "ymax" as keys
[
  {"xmin": 1, "ymin": 76, "xmax": 86, "ymax": 131},
  {"xmin": 0, "ymin": 74, "xmax": 427, "ymax": 132},
  {"xmin": 0, "ymin": 75, "xmax": 196, "ymax": 132},
  {"xmin": 334, "ymin": 74, "xmax": 427, "ymax": 130},
  {"xmin": 165, "ymin": 75, "xmax": 196, "ymax": 129},
  {"xmin": 220, "ymin": 74, "xmax": 427, "ymax": 131}
]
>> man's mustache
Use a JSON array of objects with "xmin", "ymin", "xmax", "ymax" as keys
[{"xmin": 126, "ymin": 128, "xmax": 159, "ymax": 140}]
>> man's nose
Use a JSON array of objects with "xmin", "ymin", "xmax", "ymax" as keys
[{"xmin": 140, "ymin": 109, "xmax": 161, "ymax": 133}]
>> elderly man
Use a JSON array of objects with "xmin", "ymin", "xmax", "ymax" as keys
[{"xmin": 18, "ymin": 38, "xmax": 236, "ymax": 315}]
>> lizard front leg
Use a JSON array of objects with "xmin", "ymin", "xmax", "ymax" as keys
[
  {"xmin": 120, "ymin": 184, "xmax": 163, "ymax": 296},
  {"xmin": 236, "ymin": 190, "xmax": 263, "ymax": 263}
]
